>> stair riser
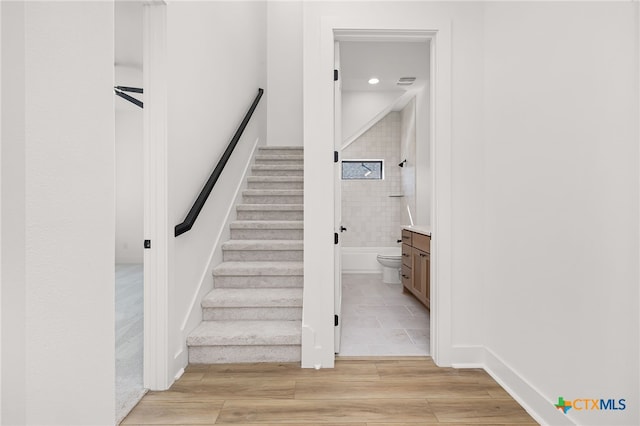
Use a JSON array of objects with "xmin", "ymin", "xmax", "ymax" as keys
[
  {"xmin": 203, "ymin": 307, "xmax": 302, "ymax": 321},
  {"xmin": 258, "ymin": 149, "xmax": 303, "ymax": 156},
  {"xmin": 189, "ymin": 345, "xmax": 301, "ymax": 364},
  {"xmin": 237, "ymin": 211, "xmax": 303, "ymax": 220},
  {"xmin": 255, "ymin": 159, "xmax": 303, "ymax": 166},
  {"xmin": 247, "ymin": 181, "xmax": 303, "ymax": 190},
  {"xmin": 214, "ymin": 275, "xmax": 303, "ymax": 288},
  {"xmin": 243, "ymin": 195, "xmax": 303, "ymax": 205},
  {"xmin": 252, "ymin": 169, "xmax": 303, "ymax": 177},
  {"xmin": 230, "ymin": 229, "xmax": 303, "ymax": 240},
  {"xmin": 223, "ymin": 250, "xmax": 303, "ymax": 262}
]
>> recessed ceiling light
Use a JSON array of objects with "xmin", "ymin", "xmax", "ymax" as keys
[{"xmin": 368, "ymin": 78, "xmax": 380, "ymax": 85}]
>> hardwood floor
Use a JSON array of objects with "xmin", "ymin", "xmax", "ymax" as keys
[{"xmin": 121, "ymin": 357, "xmax": 537, "ymax": 425}]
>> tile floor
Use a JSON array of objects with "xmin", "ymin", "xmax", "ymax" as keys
[
  {"xmin": 115, "ymin": 263, "xmax": 146, "ymax": 423},
  {"xmin": 338, "ymin": 273, "xmax": 430, "ymax": 356}
]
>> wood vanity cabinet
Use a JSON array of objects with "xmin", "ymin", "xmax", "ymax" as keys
[{"xmin": 401, "ymin": 229, "xmax": 430, "ymax": 309}]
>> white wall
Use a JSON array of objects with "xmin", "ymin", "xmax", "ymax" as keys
[
  {"xmin": 414, "ymin": 84, "xmax": 431, "ymax": 226},
  {"xmin": 342, "ymin": 90, "xmax": 403, "ymax": 145},
  {"xmin": 266, "ymin": 1, "xmax": 302, "ymax": 146},
  {"xmin": 1, "ymin": 3, "xmax": 3, "ymax": 418},
  {"xmin": 302, "ymin": 3, "xmax": 639, "ymax": 424},
  {"xmin": 166, "ymin": 1, "xmax": 267, "ymax": 379},
  {"xmin": 1, "ymin": 2, "xmax": 26, "ymax": 423},
  {"xmin": 115, "ymin": 96, "xmax": 143, "ymax": 264},
  {"xmin": 400, "ymin": 97, "xmax": 416, "ymax": 225},
  {"xmin": 302, "ymin": 0, "xmax": 485, "ymax": 370},
  {"xmin": 482, "ymin": 3, "xmax": 638, "ymax": 425},
  {"xmin": 2, "ymin": 1, "xmax": 116, "ymax": 424},
  {"xmin": 115, "ymin": 1, "xmax": 143, "ymax": 264}
]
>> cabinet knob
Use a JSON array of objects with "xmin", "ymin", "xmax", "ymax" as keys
[
  {"xmin": 402, "ymin": 274, "xmax": 410, "ymax": 279},
  {"xmin": 419, "ymin": 253, "xmax": 427, "ymax": 258}
]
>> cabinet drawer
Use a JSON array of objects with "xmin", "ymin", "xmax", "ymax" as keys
[
  {"xmin": 401, "ymin": 229, "xmax": 412, "ymax": 245},
  {"xmin": 413, "ymin": 232, "xmax": 430, "ymax": 253},
  {"xmin": 402, "ymin": 244, "xmax": 412, "ymax": 267},
  {"xmin": 401, "ymin": 264, "xmax": 411, "ymax": 288}
]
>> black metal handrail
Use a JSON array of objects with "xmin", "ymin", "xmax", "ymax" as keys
[
  {"xmin": 114, "ymin": 86, "xmax": 143, "ymax": 108},
  {"xmin": 175, "ymin": 88, "xmax": 264, "ymax": 237}
]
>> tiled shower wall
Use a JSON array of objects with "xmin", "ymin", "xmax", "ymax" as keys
[{"xmin": 341, "ymin": 112, "xmax": 403, "ymax": 247}]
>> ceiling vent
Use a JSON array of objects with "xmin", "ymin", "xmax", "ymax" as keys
[{"xmin": 396, "ymin": 77, "xmax": 416, "ymax": 86}]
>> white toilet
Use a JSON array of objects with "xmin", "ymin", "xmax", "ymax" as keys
[{"xmin": 376, "ymin": 248, "xmax": 402, "ymax": 284}]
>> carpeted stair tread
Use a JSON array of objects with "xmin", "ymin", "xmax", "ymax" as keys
[
  {"xmin": 213, "ymin": 261, "xmax": 303, "ymax": 276},
  {"xmin": 255, "ymin": 155, "xmax": 304, "ymax": 161},
  {"xmin": 222, "ymin": 240, "xmax": 303, "ymax": 251},
  {"xmin": 230, "ymin": 220, "xmax": 303, "ymax": 230},
  {"xmin": 187, "ymin": 320, "xmax": 302, "ymax": 346},
  {"xmin": 236, "ymin": 204, "xmax": 303, "ymax": 211},
  {"xmin": 247, "ymin": 176, "xmax": 304, "ymax": 183},
  {"xmin": 242, "ymin": 189, "xmax": 303, "ymax": 196},
  {"xmin": 252, "ymin": 164, "xmax": 303, "ymax": 170},
  {"xmin": 202, "ymin": 288, "xmax": 302, "ymax": 308},
  {"xmin": 258, "ymin": 146, "xmax": 303, "ymax": 152}
]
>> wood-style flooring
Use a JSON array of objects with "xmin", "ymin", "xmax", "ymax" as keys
[{"xmin": 121, "ymin": 357, "xmax": 538, "ymax": 425}]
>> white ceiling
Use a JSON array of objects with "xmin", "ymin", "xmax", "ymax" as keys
[{"xmin": 340, "ymin": 41, "xmax": 430, "ymax": 93}]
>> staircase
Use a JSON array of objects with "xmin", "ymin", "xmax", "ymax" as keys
[{"xmin": 187, "ymin": 146, "xmax": 304, "ymax": 363}]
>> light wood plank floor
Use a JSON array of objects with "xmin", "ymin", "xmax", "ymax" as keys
[{"xmin": 121, "ymin": 357, "xmax": 538, "ymax": 425}]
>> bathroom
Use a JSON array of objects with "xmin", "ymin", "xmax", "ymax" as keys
[{"xmin": 337, "ymin": 39, "xmax": 432, "ymax": 356}]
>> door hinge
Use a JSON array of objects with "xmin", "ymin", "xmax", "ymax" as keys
[
  {"xmin": 144, "ymin": 239, "xmax": 151, "ymax": 249},
  {"xmin": 334, "ymin": 233, "xmax": 339, "ymax": 245},
  {"xmin": 334, "ymin": 151, "xmax": 339, "ymax": 163},
  {"xmin": 334, "ymin": 314, "xmax": 339, "ymax": 326},
  {"xmin": 334, "ymin": 69, "xmax": 339, "ymax": 81}
]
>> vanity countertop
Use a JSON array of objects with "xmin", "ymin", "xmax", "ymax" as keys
[{"xmin": 402, "ymin": 225, "xmax": 432, "ymax": 237}]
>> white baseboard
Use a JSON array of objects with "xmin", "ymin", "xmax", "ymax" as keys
[
  {"xmin": 448, "ymin": 345, "xmax": 572, "ymax": 425},
  {"xmin": 483, "ymin": 347, "xmax": 573, "ymax": 426},
  {"xmin": 173, "ymin": 367, "xmax": 185, "ymax": 381},
  {"xmin": 450, "ymin": 344, "xmax": 484, "ymax": 368}
]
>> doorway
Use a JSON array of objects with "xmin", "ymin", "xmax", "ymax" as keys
[
  {"xmin": 334, "ymin": 34, "xmax": 433, "ymax": 357},
  {"xmin": 114, "ymin": 0, "xmax": 145, "ymax": 421}
]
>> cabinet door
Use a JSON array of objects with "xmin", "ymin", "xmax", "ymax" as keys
[
  {"xmin": 412, "ymin": 247, "xmax": 430, "ymax": 309},
  {"xmin": 411, "ymin": 247, "xmax": 426, "ymax": 301},
  {"xmin": 402, "ymin": 243, "xmax": 412, "ymax": 267}
]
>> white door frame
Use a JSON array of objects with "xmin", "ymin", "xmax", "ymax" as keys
[
  {"xmin": 302, "ymin": 16, "xmax": 451, "ymax": 367},
  {"xmin": 142, "ymin": 0, "xmax": 170, "ymax": 390},
  {"xmin": 333, "ymin": 41, "xmax": 343, "ymax": 353},
  {"xmin": 333, "ymin": 28, "xmax": 438, "ymax": 357}
]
